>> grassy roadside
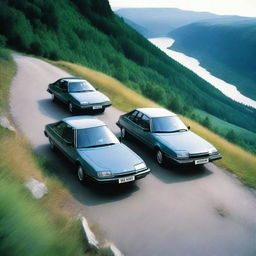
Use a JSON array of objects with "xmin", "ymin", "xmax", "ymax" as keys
[
  {"xmin": 0, "ymin": 50, "xmax": 110, "ymax": 255},
  {"xmin": 53, "ymin": 60, "xmax": 256, "ymax": 189},
  {"xmin": 0, "ymin": 49, "xmax": 16, "ymax": 115}
]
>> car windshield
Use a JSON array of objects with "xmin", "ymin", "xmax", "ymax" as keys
[
  {"xmin": 77, "ymin": 126, "xmax": 119, "ymax": 148},
  {"xmin": 69, "ymin": 81, "xmax": 95, "ymax": 92},
  {"xmin": 151, "ymin": 116, "xmax": 188, "ymax": 133}
]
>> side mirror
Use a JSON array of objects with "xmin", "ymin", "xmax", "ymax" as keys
[{"xmin": 187, "ymin": 125, "xmax": 190, "ymax": 130}]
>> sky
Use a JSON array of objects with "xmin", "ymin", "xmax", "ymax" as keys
[{"xmin": 109, "ymin": 0, "xmax": 256, "ymax": 17}]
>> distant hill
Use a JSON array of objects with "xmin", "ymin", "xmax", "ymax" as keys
[
  {"xmin": 121, "ymin": 17, "xmax": 150, "ymax": 37},
  {"xmin": 0, "ymin": 0, "xmax": 255, "ymax": 136},
  {"xmin": 115, "ymin": 8, "xmax": 221, "ymax": 37},
  {"xmin": 169, "ymin": 19, "xmax": 256, "ymax": 100}
]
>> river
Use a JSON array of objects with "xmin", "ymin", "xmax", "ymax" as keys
[{"xmin": 149, "ymin": 37, "xmax": 256, "ymax": 109}]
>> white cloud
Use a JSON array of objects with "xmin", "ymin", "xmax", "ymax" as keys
[{"xmin": 109, "ymin": 0, "xmax": 256, "ymax": 17}]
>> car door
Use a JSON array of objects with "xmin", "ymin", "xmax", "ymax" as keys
[
  {"xmin": 51, "ymin": 121, "xmax": 66, "ymax": 151},
  {"xmin": 123, "ymin": 110, "xmax": 139, "ymax": 137},
  {"xmin": 55, "ymin": 80, "xmax": 68, "ymax": 103},
  {"xmin": 136, "ymin": 114, "xmax": 154, "ymax": 148},
  {"xmin": 61, "ymin": 125, "xmax": 77, "ymax": 162}
]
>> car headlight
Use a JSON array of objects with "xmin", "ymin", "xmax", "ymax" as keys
[
  {"xmin": 175, "ymin": 150, "xmax": 189, "ymax": 159},
  {"xmin": 80, "ymin": 101, "xmax": 88, "ymax": 105},
  {"xmin": 208, "ymin": 147, "xmax": 218, "ymax": 155},
  {"xmin": 134, "ymin": 163, "xmax": 146, "ymax": 171},
  {"xmin": 97, "ymin": 171, "xmax": 112, "ymax": 178}
]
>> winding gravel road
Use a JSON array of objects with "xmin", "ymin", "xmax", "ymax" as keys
[{"xmin": 10, "ymin": 55, "xmax": 256, "ymax": 256}]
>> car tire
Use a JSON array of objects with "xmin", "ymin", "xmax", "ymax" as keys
[
  {"xmin": 120, "ymin": 127, "xmax": 127, "ymax": 139},
  {"xmin": 49, "ymin": 138, "xmax": 55, "ymax": 151},
  {"xmin": 68, "ymin": 102, "xmax": 74, "ymax": 113},
  {"xmin": 156, "ymin": 149, "xmax": 164, "ymax": 166},
  {"xmin": 77, "ymin": 165, "xmax": 87, "ymax": 184}
]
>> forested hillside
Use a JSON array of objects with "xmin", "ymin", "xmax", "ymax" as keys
[
  {"xmin": 0, "ymin": 0, "xmax": 255, "ymax": 148},
  {"xmin": 169, "ymin": 19, "xmax": 256, "ymax": 100}
]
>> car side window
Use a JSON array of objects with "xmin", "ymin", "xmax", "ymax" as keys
[
  {"xmin": 63, "ymin": 126, "xmax": 74, "ymax": 144},
  {"xmin": 139, "ymin": 115, "xmax": 150, "ymax": 130},
  {"xmin": 53, "ymin": 121, "xmax": 66, "ymax": 137},
  {"xmin": 133, "ymin": 112, "xmax": 143, "ymax": 125},
  {"xmin": 128, "ymin": 110, "xmax": 139, "ymax": 121},
  {"xmin": 59, "ymin": 81, "xmax": 68, "ymax": 91},
  {"xmin": 55, "ymin": 80, "xmax": 62, "ymax": 87}
]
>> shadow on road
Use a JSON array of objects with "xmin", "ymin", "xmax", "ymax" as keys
[
  {"xmin": 37, "ymin": 98, "xmax": 69, "ymax": 120},
  {"xmin": 121, "ymin": 136, "xmax": 213, "ymax": 184},
  {"xmin": 37, "ymin": 98, "xmax": 106, "ymax": 119},
  {"xmin": 36, "ymin": 144, "xmax": 139, "ymax": 206}
]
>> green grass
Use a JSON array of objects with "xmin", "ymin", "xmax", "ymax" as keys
[
  {"xmin": 193, "ymin": 108, "xmax": 256, "ymax": 154},
  {"xmin": 0, "ymin": 169, "xmax": 85, "ymax": 256},
  {"xmin": 54, "ymin": 60, "xmax": 256, "ymax": 188},
  {"xmin": 0, "ymin": 48, "xmax": 16, "ymax": 115}
]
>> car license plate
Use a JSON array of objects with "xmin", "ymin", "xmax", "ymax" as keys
[
  {"xmin": 118, "ymin": 176, "xmax": 135, "ymax": 184},
  {"xmin": 195, "ymin": 158, "xmax": 209, "ymax": 165},
  {"xmin": 93, "ymin": 105, "xmax": 102, "ymax": 109}
]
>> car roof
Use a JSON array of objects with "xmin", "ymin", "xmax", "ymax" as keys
[
  {"xmin": 63, "ymin": 116, "xmax": 105, "ymax": 129},
  {"xmin": 136, "ymin": 108, "xmax": 176, "ymax": 118},
  {"xmin": 61, "ymin": 77, "xmax": 85, "ymax": 83}
]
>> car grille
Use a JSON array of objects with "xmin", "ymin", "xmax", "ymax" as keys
[
  {"xmin": 114, "ymin": 170, "xmax": 137, "ymax": 178},
  {"xmin": 189, "ymin": 152, "xmax": 209, "ymax": 159},
  {"xmin": 92, "ymin": 101, "xmax": 109, "ymax": 106}
]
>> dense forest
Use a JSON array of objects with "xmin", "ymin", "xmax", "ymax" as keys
[
  {"xmin": 169, "ymin": 20, "xmax": 256, "ymax": 100},
  {"xmin": 0, "ymin": 0, "xmax": 255, "ymax": 152}
]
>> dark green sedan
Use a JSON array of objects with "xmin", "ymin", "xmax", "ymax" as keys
[
  {"xmin": 44, "ymin": 116, "xmax": 150, "ymax": 184},
  {"xmin": 47, "ymin": 77, "xmax": 111, "ymax": 113},
  {"xmin": 117, "ymin": 108, "xmax": 222, "ymax": 166}
]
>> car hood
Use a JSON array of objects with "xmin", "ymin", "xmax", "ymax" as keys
[
  {"xmin": 70, "ymin": 91, "xmax": 109, "ymax": 104},
  {"xmin": 155, "ymin": 131, "xmax": 213, "ymax": 154},
  {"xmin": 77, "ymin": 143, "xmax": 144, "ymax": 174}
]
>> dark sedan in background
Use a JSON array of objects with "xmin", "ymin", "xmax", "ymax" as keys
[
  {"xmin": 47, "ymin": 77, "xmax": 111, "ymax": 113},
  {"xmin": 117, "ymin": 108, "xmax": 222, "ymax": 166},
  {"xmin": 44, "ymin": 116, "xmax": 150, "ymax": 184}
]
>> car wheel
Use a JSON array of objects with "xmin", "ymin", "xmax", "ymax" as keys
[
  {"xmin": 77, "ymin": 165, "xmax": 87, "ymax": 184},
  {"xmin": 49, "ymin": 138, "xmax": 55, "ymax": 151},
  {"xmin": 120, "ymin": 127, "xmax": 127, "ymax": 139},
  {"xmin": 156, "ymin": 149, "xmax": 164, "ymax": 166},
  {"xmin": 68, "ymin": 102, "xmax": 74, "ymax": 113}
]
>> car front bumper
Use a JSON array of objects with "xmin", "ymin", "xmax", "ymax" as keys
[
  {"xmin": 90, "ymin": 168, "xmax": 151, "ymax": 184},
  {"xmin": 165, "ymin": 153, "xmax": 222, "ymax": 165},
  {"xmin": 76, "ymin": 101, "xmax": 112, "ymax": 111}
]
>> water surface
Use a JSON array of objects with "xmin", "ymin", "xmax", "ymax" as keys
[{"xmin": 149, "ymin": 37, "xmax": 256, "ymax": 109}]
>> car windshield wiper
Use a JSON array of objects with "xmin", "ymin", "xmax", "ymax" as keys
[
  {"xmin": 153, "ymin": 129, "xmax": 187, "ymax": 133},
  {"xmin": 82, "ymin": 143, "xmax": 117, "ymax": 148},
  {"xmin": 72, "ymin": 90, "xmax": 87, "ymax": 93},
  {"xmin": 170, "ymin": 129, "xmax": 188, "ymax": 133},
  {"xmin": 152, "ymin": 131, "xmax": 171, "ymax": 133},
  {"xmin": 72, "ymin": 89, "xmax": 94, "ymax": 93}
]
